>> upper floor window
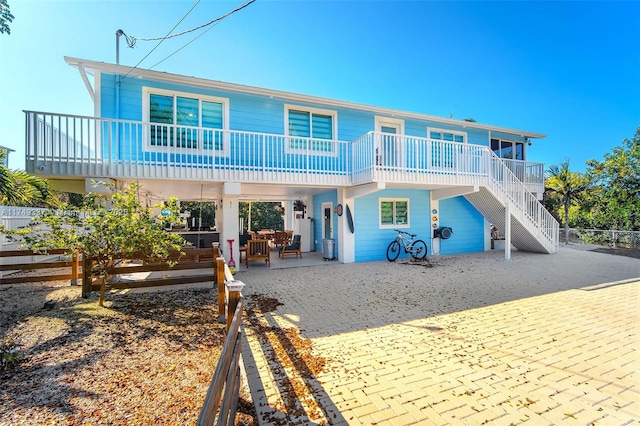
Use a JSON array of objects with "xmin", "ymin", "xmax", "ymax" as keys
[
  {"xmin": 491, "ymin": 138, "xmax": 524, "ymax": 160},
  {"xmin": 428, "ymin": 127, "xmax": 466, "ymax": 143},
  {"xmin": 380, "ymin": 198, "xmax": 409, "ymax": 228},
  {"xmin": 285, "ymin": 104, "xmax": 337, "ymax": 155},
  {"xmin": 144, "ymin": 88, "xmax": 229, "ymax": 151}
]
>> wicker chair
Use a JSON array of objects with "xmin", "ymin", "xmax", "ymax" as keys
[{"xmin": 280, "ymin": 234, "xmax": 302, "ymax": 259}]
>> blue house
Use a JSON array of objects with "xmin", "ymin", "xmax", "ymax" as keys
[{"xmin": 24, "ymin": 57, "xmax": 559, "ymax": 263}]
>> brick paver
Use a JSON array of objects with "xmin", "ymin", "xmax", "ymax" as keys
[{"xmin": 238, "ymin": 248, "xmax": 639, "ymax": 424}]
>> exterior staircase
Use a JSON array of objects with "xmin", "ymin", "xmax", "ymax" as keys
[{"xmin": 465, "ymin": 153, "xmax": 559, "ymax": 254}]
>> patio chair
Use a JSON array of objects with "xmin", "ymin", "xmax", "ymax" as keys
[
  {"xmin": 272, "ymin": 231, "xmax": 289, "ymax": 250},
  {"xmin": 246, "ymin": 239, "xmax": 270, "ymax": 268},
  {"xmin": 280, "ymin": 234, "xmax": 302, "ymax": 259}
]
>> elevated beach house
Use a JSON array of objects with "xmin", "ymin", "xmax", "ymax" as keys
[{"xmin": 24, "ymin": 57, "xmax": 559, "ymax": 263}]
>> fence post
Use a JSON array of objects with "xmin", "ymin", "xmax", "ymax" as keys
[
  {"xmin": 226, "ymin": 280, "xmax": 245, "ymax": 332},
  {"xmin": 71, "ymin": 250, "xmax": 79, "ymax": 286},
  {"xmin": 212, "ymin": 242, "xmax": 220, "ymax": 258},
  {"xmin": 216, "ymin": 257, "xmax": 226, "ymax": 324},
  {"xmin": 81, "ymin": 254, "xmax": 92, "ymax": 298}
]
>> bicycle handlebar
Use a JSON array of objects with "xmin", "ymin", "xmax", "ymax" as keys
[{"xmin": 393, "ymin": 229, "xmax": 417, "ymax": 238}]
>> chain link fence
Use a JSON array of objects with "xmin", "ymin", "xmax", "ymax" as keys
[{"xmin": 565, "ymin": 228, "xmax": 640, "ymax": 249}]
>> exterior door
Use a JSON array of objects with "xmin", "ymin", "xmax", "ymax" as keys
[
  {"xmin": 375, "ymin": 118, "xmax": 403, "ymax": 168},
  {"xmin": 322, "ymin": 202, "xmax": 333, "ymax": 239}
]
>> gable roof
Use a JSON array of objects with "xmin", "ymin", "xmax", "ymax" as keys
[{"xmin": 65, "ymin": 56, "xmax": 546, "ymax": 140}]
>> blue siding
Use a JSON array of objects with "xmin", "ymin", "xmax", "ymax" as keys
[
  {"xmin": 312, "ymin": 191, "xmax": 338, "ymax": 254},
  {"xmin": 352, "ymin": 191, "xmax": 484, "ymax": 261},
  {"xmin": 438, "ymin": 197, "xmax": 484, "ymax": 254},
  {"xmin": 98, "ymin": 71, "xmax": 516, "ymax": 169},
  {"xmin": 354, "ymin": 189, "xmax": 432, "ymax": 262}
]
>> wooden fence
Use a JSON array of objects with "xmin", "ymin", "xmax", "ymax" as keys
[
  {"xmin": 197, "ymin": 264, "xmax": 245, "ymax": 425},
  {"xmin": 81, "ymin": 246, "xmax": 221, "ymax": 305},
  {"xmin": 1, "ymin": 244, "xmax": 247, "ymax": 424},
  {"xmin": 0, "ymin": 249, "xmax": 81, "ymax": 285}
]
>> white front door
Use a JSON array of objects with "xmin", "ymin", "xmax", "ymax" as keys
[{"xmin": 375, "ymin": 117, "xmax": 404, "ymax": 168}]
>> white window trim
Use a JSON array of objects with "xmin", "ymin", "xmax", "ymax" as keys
[
  {"xmin": 142, "ymin": 87, "xmax": 230, "ymax": 155},
  {"xmin": 379, "ymin": 197, "xmax": 410, "ymax": 229},
  {"xmin": 374, "ymin": 116, "xmax": 405, "ymax": 167},
  {"xmin": 284, "ymin": 104, "xmax": 338, "ymax": 157},
  {"xmin": 375, "ymin": 116, "xmax": 405, "ymax": 134},
  {"xmin": 427, "ymin": 126, "xmax": 467, "ymax": 143}
]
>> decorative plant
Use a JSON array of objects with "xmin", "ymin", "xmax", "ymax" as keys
[
  {"xmin": 0, "ymin": 336, "xmax": 21, "ymax": 372},
  {"xmin": 2, "ymin": 181, "xmax": 186, "ymax": 281}
]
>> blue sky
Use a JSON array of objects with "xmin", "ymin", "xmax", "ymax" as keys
[{"xmin": 1, "ymin": 0, "xmax": 638, "ymax": 172}]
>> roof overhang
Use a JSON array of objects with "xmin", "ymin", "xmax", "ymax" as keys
[{"xmin": 65, "ymin": 56, "xmax": 546, "ymax": 140}]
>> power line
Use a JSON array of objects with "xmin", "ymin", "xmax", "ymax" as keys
[
  {"xmin": 117, "ymin": 0, "xmax": 255, "ymax": 82},
  {"xmin": 119, "ymin": 0, "xmax": 201, "ymax": 82},
  {"xmin": 130, "ymin": 0, "xmax": 255, "ymax": 46},
  {"xmin": 148, "ymin": 1, "xmax": 252, "ymax": 70}
]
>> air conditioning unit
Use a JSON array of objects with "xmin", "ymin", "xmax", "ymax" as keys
[{"xmin": 433, "ymin": 226, "xmax": 453, "ymax": 240}]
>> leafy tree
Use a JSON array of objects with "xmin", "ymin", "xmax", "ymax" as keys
[
  {"xmin": 180, "ymin": 201, "xmax": 216, "ymax": 229},
  {"xmin": 544, "ymin": 160, "xmax": 589, "ymax": 243},
  {"xmin": 585, "ymin": 127, "xmax": 640, "ymax": 231},
  {"xmin": 239, "ymin": 201, "xmax": 283, "ymax": 233},
  {"xmin": 0, "ymin": 148, "xmax": 57, "ymax": 207},
  {"xmin": 0, "ymin": 0, "xmax": 13, "ymax": 35},
  {"xmin": 2, "ymin": 182, "xmax": 187, "ymax": 280}
]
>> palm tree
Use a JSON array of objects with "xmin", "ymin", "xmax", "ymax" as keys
[
  {"xmin": 0, "ymin": 148, "xmax": 55, "ymax": 206},
  {"xmin": 545, "ymin": 160, "xmax": 589, "ymax": 243}
]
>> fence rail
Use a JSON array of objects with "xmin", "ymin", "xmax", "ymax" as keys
[
  {"xmin": 1, "ymin": 241, "xmax": 246, "ymax": 423},
  {"xmin": 197, "ymin": 271, "xmax": 245, "ymax": 426},
  {"xmin": 0, "ymin": 248, "xmax": 80, "ymax": 285}
]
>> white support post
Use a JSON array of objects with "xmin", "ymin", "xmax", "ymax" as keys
[{"xmin": 505, "ymin": 202, "xmax": 512, "ymax": 261}]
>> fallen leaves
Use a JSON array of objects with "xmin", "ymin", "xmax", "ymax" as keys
[{"xmin": 0, "ymin": 279, "xmax": 257, "ymax": 425}]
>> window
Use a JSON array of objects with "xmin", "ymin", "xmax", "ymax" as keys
[
  {"xmin": 285, "ymin": 105, "xmax": 337, "ymax": 154},
  {"xmin": 428, "ymin": 127, "xmax": 466, "ymax": 168},
  {"xmin": 380, "ymin": 198, "xmax": 409, "ymax": 228},
  {"xmin": 428, "ymin": 128, "xmax": 466, "ymax": 143},
  {"xmin": 491, "ymin": 138, "xmax": 524, "ymax": 160},
  {"xmin": 145, "ymin": 88, "xmax": 228, "ymax": 151}
]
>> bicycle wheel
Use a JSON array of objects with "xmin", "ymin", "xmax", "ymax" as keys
[
  {"xmin": 386, "ymin": 240, "xmax": 401, "ymax": 262},
  {"xmin": 409, "ymin": 240, "xmax": 428, "ymax": 260}
]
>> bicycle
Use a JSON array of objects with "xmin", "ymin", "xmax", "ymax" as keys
[{"xmin": 386, "ymin": 229, "xmax": 428, "ymax": 261}]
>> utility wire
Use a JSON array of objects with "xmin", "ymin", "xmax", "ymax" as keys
[
  {"xmin": 147, "ymin": 0, "xmax": 252, "ymax": 70},
  {"xmin": 119, "ymin": 0, "xmax": 201, "ymax": 81},
  {"xmin": 131, "ymin": 0, "xmax": 255, "ymax": 45},
  {"xmin": 118, "ymin": 0, "xmax": 255, "ymax": 81}
]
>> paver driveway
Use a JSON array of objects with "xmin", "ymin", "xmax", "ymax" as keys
[{"xmin": 236, "ymin": 247, "xmax": 640, "ymax": 425}]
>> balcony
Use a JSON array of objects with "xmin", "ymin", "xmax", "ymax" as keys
[{"xmin": 24, "ymin": 111, "xmax": 545, "ymax": 195}]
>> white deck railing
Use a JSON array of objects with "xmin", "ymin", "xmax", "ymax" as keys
[
  {"xmin": 487, "ymin": 153, "xmax": 559, "ymax": 252},
  {"xmin": 25, "ymin": 111, "xmax": 544, "ymax": 188},
  {"xmin": 24, "ymin": 111, "xmax": 557, "ymax": 251}
]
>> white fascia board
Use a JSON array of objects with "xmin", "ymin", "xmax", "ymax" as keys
[{"xmin": 64, "ymin": 56, "xmax": 547, "ymax": 140}]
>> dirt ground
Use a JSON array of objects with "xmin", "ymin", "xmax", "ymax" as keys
[{"xmin": 0, "ymin": 270, "xmax": 258, "ymax": 425}]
